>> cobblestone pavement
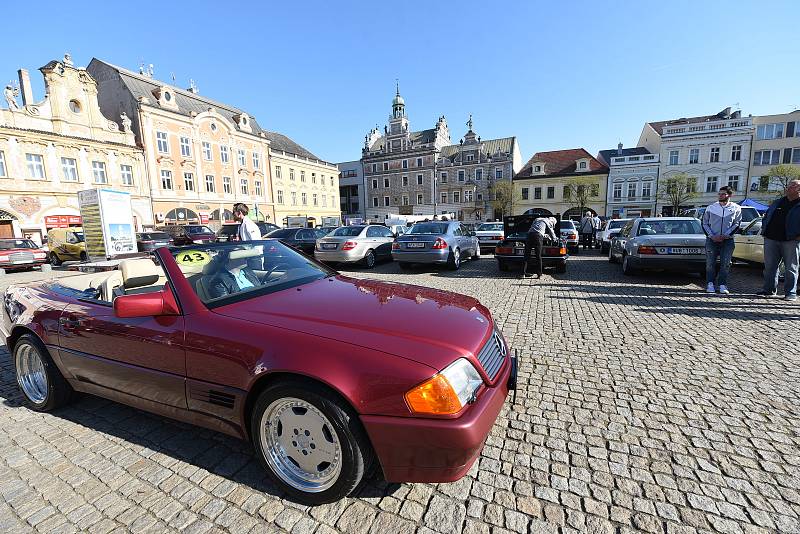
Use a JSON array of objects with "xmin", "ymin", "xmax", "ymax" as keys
[{"xmin": 1, "ymin": 253, "xmax": 798, "ymax": 533}]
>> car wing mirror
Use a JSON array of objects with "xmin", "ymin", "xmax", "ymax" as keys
[{"xmin": 114, "ymin": 287, "xmax": 180, "ymax": 318}]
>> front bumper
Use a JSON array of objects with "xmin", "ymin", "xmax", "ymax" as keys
[
  {"xmin": 314, "ymin": 248, "xmax": 364, "ymax": 263},
  {"xmin": 391, "ymin": 248, "xmax": 450, "ymax": 264},
  {"xmin": 361, "ymin": 356, "xmax": 515, "ymax": 483},
  {"xmin": 0, "ymin": 260, "xmax": 46, "ymax": 270}
]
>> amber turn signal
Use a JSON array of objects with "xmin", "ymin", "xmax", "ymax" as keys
[{"xmin": 405, "ymin": 374, "xmax": 461, "ymax": 415}]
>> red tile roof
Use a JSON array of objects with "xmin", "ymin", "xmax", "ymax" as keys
[{"xmin": 515, "ymin": 148, "xmax": 608, "ymax": 180}]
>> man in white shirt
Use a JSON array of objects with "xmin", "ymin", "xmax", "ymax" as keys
[{"xmin": 233, "ymin": 203, "xmax": 262, "ymax": 241}]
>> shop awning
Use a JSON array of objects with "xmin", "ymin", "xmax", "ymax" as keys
[{"xmin": 741, "ymin": 198, "xmax": 769, "ymax": 212}]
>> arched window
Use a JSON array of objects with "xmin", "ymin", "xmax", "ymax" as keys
[{"xmin": 164, "ymin": 208, "xmax": 199, "ymax": 223}]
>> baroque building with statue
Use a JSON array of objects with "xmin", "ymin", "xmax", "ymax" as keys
[{"xmin": 361, "ymin": 87, "xmax": 521, "ymax": 223}]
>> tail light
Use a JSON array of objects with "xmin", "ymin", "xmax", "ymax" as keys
[
  {"xmin": 391, "ymin": 242, "xmax": 400, "ymax": 250},
  {"xmin": 0, "ymin": 255, "xmax": 9, "ymax": 262},
  {"xmin": 560, "ymin": 247, "xmax": 567, "ymax": 254},
  {"xmin": 341, "ymin": 241, "xmax": 357, "ymax": 251},
  {"xmin": 431, "ymin": 238, "xmax": 447, "ymax": 249},
  {"xmin": 496, "ymin": 246, "xmax": 513, "ymax": 255},
  {"xmin": 638, "ymin": 246, "xmax": 657, "ymax": 255}
]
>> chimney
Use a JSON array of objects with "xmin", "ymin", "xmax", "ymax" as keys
[
  {"xmin": 17, "ymin": 69, "xmax": 33, "ymax": 106},
  {"xmin": 617, "ymin": 142, "xmax": 623, "ymax": 155}
]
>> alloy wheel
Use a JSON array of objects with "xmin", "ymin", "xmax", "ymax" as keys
[{"xmin": 15, "ymin": 343, "xmax": 49, "ymax": 404}]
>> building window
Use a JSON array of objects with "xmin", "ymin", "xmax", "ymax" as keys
[
  {"xmin": 475, "ymin": 169, "xmax": 482, "ymax": 180},
  {"xmin": 453, "ymin": 191, "xmax": 461, "ymax": 202},
  {"xmin": 627, "ymin": 183, "xmax": 637, "ymax": 199},
  {"xmin": 277, "ymin": 190, "xmax": 284, "ymax": 204},
  {"xmin": 477, "ymin": 193, "xmax": 483, "ymax": 201},
  {"xmin": 330, "ymin": 195, "xmax": 335, "ymax": 207},
  {"xmin": 241, "ymin": 178, "xmax": 249, "ymax": 195},
  {"xmin": 313, "ymin": 193, "xmax": 318, "ymax": 206},
  {"xmin": 793, "ymin": 148, "xmax": 800, "ymax": 164},
  {"xmin": 161, "ymin": 170, "xmax": 173, "ymax": 190},
  {"xmin": 402, "ymin": 176, "xmax": 408, "ymax": 186},
  {"xmin": 255, "ymin": 180, "xmax": 262, "ymax": 196},
  {"xmin": 669, "ymin": 150, "xmax": 679, "ymax": 165},
  {"xmin": 220, "ymin": 146, "xmax": 229, "ymax": 164},
  {"xmin": 291, "ymin": 192, "xmax": 297, "ymax": 205},
  {"xmin": 289, "ymin": 168, "xmax": 295, "ymax": 180},
  {"xmin": 441, "ymin": 192, "xmax": 447, "ymax": 203},
  {"xmin": 371, "ymin": 164, "xmax": 377, "ymax": 172},
  {"xmin": 534, "ymin": 165, "xmax": 541, "ymax": 172},
  {"xmin": 120, "ymin": 164, "xmax": 133, "ymax": 186},
  {"xmin": 579, "ymin": 161, "xmax": 587, "ymax": 169},
  {"xmin": 562, "ymin": 185, "xmax": 570, "ymax": 199},
  {"xmin": 466, "ymin": 154, "xmax": 474, "ymax": 162},
  {"xmin": 417, "ymin": 174, "xmax": 423, "ymax": 185},
  {"xmin": 731, "ymin": 145, "xmax": 742, "ymax": 161},
  {"xmin": 205, "ymin": 175, "xmax": 215, "ymax": 192},
  {"xmin": 300, "ymin": 170, "xmax": 306, "ymax": 183},
  {"xmin": 402, "ymin": 195, "xmax": 409, "ymax": 206},
  {"xmin": 311, "ymin": 173, "xmax": 316, "ymax": 184},
  {"xmin": 372, "ymin": 179, "xmax": 378, "ymax": 189},
  {"xmin": 709, "ymin": 147, "xmax": 720, "ymax": 163},
  {"xmin": 756, "ymin": 123, "xmax": 784, "ymax": 140},
  {"xmin": 26, "ymin": 153, "xmax": 46, "ymax": 179},
  {"xmin": 495, "ymin": 168, "xmax": 503, "ymax": 179},
  {"xmin": 689, "ymin": 149, "xmax": 699, "ymax": 164},
  {"xmin": 223, "ymin": 176, "xmax": 232, "ymax": 194},
  {"xmin": 612, "ymin": 183, "xmax": 622, "ymax": 200},
  {"xmin": 202, "ymin": 142, "xmax": 212, "ymax": 161},
  {"xmin": 727, "ymin": 175, "xmax": 739, "ymax": 191},
  {"xmin": 184, "ymin": 172, "xmax": 195, "ymax": 191},
  {"xmin": 522, "ymin": 187, "xmax": 529, "ymax": 200},
  {"xmin": 441, "ymin": 172, "xmax": 448, "ymax": 183},
  {"xmin": 417, "ymin": 194, "xmax": 423, "ymax": 204},
  {"xmin": 458, "ymin": 170, "xmax": 465, "ymax": 181},
  {"xmin": 180, "ymin": 136, "xmax": 191, "ymax": 157},
  {"xmin": 464, "ymin": 190, "xmax": 473, "ymax": 202},
  {"xmin": 753, "ymin": 150, "xmax": 781, "ymax": 166},
  {"xmin": 323, "ymin": 195, "xmax": 328, "ymax": 207},
  {"xmin": 383, "ymin": 178, "xmax": 389, "ymax": 188},
  {"xmin": 641, "ymin": 182, "xmax": 652, "ymax": 199},
  {"xmin": 416, "ymin": 157, "xmax": 423, "ymax": 167},
  {"xmin": 383, "ymin": 162, "xmax": 389, "ymax": 171},
  {"xmin": 706, "ymin": 176, "xmax": 718, "ymax": 193},
  {"xmin": 0, "ymin": 151, "xmax": 6, "ymax": 177},
  {"xmin": 372, "ymin": 197, "xmax": 378, "ymax": 207},
  {"xmin": 547, "ymin": 186, "xmax": 555, "ymax": 199},
  {"xmin": 253, "ymin": 152, "xmax": 260, "ymax": 169},
  {"xmin": 383, "ymin": 196, "xmax": 389, "ymax": 207},
  {"xmin": 402, "ymin": 159, "xmax": 408, "ymax": 169},
  {"xmin": 534, "ymin": 187, "xmax": 542, "ymax": 200},
  {"xmin": 92, "ymin": 161, "xmax": 108, "ymax": 184},
  {"xmin": 275, "ymin": 166, "xmax": 282, "ymax": 179},
  {"xmin": 156, "ymin": 131, "xmax": 169, "ymax": 153},
  {"xmin": 61, "ymin": 157, "xmax": 78, "ymax": 182},
  {"xmin": 330, "ymin": 177, "xmax": 334, "ymax": 187},
  {"xmin": 301, "ymin": 192, "xmax": 307, "ymax": 205},
  {"xmin": 238, "ymin": 149, "xmax": 246, "ymax": 166}
]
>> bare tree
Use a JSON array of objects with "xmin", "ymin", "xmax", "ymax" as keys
[
  {"xmin": 657, "ymin": 173, "xmax": 699, "ymax": 215},
  {"xmin": 488, "ymin": 180, "xmax": 519, "ymax": 219},
  {"xmin": 563, "ymin": 176, "xmax": 600, "ymax": 215}
]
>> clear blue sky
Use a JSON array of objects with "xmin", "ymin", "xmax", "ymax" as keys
[{"xmin": 5, "ymin": 0, "xmax": 799, "ymax": 164}]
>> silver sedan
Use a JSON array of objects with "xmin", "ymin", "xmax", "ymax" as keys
[
  {"xmin": 391, "ymin": 221, "xmax": 479, "ymax": 270},
  {"xmin": 608, "ymin": 217, "xmax": 706, "ymax": 276},
  {"xmin": 314, "ymin": 225, "xmax": 395, "ymax": 268}
]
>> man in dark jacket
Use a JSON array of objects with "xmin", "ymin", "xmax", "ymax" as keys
[
  {"xmin": 208, "ymin": 252, "xmax": 262, "ymax": 299},
  {"xmin": 758, "ymin": 179, "xmax": 800, "ymax": 301}
]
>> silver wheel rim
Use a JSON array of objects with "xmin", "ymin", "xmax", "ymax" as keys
[
  {"xmin": 259, "ymin": 397, "xmax": 342, "ymax": 493},
  {"xmin": 16, "ymin": 343, "xmax": 48, "ymax": 404},
  {"xmin": 453, "ymin": 249, "xmax": 460, "ymax": 266}
]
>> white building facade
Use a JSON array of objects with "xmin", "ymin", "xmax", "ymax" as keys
[{"xmin": 597, "ymin": 145, "xmax": 659, "ymax": 218}]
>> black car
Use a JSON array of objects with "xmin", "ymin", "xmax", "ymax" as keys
[
  {"xmin": 159, "ymin": 225, "xmax": 216, "ymax": 246},
  {"xmin": 217, "ymin": 222, "xmax": 280, "ymax": 242},
  {"xmin": 494, "ymin": 215, "xmax": 568, "ymax": 273},
  {"xmin": 136, "ymin": 231, "xmax": 173, "ymax": 253},
  {"xmin": 266, "ymin": 227, "xmax": 329, "ymax": 255}
]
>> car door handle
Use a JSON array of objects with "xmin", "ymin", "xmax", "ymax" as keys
[{"xmin": 59, "ymin": 316, "xmax": 84, "ymax": 329}]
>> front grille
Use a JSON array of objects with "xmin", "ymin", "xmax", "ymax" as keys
[
  {"xmin": 476, "ymin": 330, "xmax": 507, "ymax": 380},
  {"xmin": 9, "ymin": 252, "xmax": 34, "ymax": 263}
]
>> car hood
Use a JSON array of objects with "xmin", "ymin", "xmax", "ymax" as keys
[{"xmin": 212, "ymin": 275, "xmax": 494, "ymax": 372}]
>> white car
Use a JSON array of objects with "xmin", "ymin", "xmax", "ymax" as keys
[
  {"xmin": 475, "ymin": 222, "xmax": 504, "ymax": 253},
  {"xmin": 597, "ymin": 218, "xmax": 631, "ymax": 253}
]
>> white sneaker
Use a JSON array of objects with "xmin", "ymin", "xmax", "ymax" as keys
[
  {"xmin": 706, "ymin": 283, "xmax": 715, "ymax": 293},
  {"xmin": 719, "ymin": 285, "xmax": 729, "ymax": 294}
]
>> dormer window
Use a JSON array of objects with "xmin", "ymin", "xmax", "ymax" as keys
[
  {"xmin": 69, "ymin": 100, "xmax": 82, "ymax": 113},
  {"xmin": 575, "ymin": 158, "xmax": 590, "ymax": 172},
  {"xmin": 579, "ymin": 162, "xmax": 587, "ymax": 169},
  {"xmin": 534, "ymin": 165, "xmax": 541, "ymax": 172},
  {"xmin": 164, "ymin": 91, "xmax": 172, "ymax": 102},
  {"xmin": 152, "ymin": 86, "xmax": 179, "ymax": 110}
]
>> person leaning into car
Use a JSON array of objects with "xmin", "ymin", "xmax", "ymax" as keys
[
  {"xmin": 522, "ymin": 217, "xmax": 558, "ymax": 279},
  {"xmin": 701, "ymin": 186, "xmax": 742, "ymax": 295},
  {"xmin": 233, "ymin": 203, "xmax": 263, "ymax": 241},
  {"xmin": 758, "ymin": 179, "xmax": 800, "ymax": 302}
]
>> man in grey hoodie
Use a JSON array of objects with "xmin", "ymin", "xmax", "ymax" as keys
[{"xmin": 701, "ymin": 186, "xmax": 742, "ymax": 294}]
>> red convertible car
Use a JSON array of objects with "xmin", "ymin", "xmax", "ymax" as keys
[{"xmin": 2, "ymin": 241, "xmax": 516, "ymax": 504}]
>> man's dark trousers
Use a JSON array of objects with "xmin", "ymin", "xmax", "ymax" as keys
[{"xmin": 522, "ymin": 232, "xmax": 544, "ymax": 276}]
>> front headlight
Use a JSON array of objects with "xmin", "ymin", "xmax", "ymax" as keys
[{"xmin": 404, "ymin": 358, "xmax": 484, "ymax": 415}]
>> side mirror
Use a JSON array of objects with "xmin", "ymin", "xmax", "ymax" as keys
[{"xmin": 114, "ymin": 287, "xmax": 180, "ymax": 318}]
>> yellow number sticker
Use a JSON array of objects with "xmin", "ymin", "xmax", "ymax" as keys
[{"xmin": 175, "ymin": 250, "xmax": 211, "ymax": 266}]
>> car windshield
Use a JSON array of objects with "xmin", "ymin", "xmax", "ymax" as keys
[
  {"xmin": 477, "ymin": 223, "xmax": 503, "ymax": 231},
  {"xmin": 267, "ymin": 228, "xmax": 298, "ymax": 238},
  {"xmin": 637, "ymin": 219, "xmax": 703, "ymax": 236},
  {"xmin": 409, "ymin": 223, "xmax": 448, "ymax": 235},
  {"xmin": 171, "ymin": 241, "xmax": 334, "ymax": 306},
  {"xmin": 559, "ymin": 221, "xmax": 575, "ymax": 230},
  {"xmin": 186, "ymin": 225, "xmax": 213, "ymax": 234},
  {"xmin": 740, "ymin": 208, "xmax": 759, "ymax": 223},
  {"xmin": 0, "ymin": 239, "xmax": 37, "ymax": 250},
  {"xmin": 608, "ymin": 220, "xmax": 628, "ymax": 230},
  {"xmin": 72, "ymin": 232, "xmax": 85, "ymax": 243},
  {"xmin": 331, "ymin": 226, "xmax": 364, "ymax": 237}
]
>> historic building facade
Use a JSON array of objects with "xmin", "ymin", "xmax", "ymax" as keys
[
  {"xmin": 338, "ymin": 159, "xmax": 365, "ymax": 220},
  {"xmin": 638, "ymin": 107, "xmax": 752, "ymax": 215},
  {"xmin": 597, "ymin": 145, "xmax": 659, "ymax": 218},
  {"xmin": 361, "ymin": 89, "xmax": 520, "ymax": 223},
  {"xmin": 0, "ymin": 55, "xmax": 151, "ymax": 244},
  {"xmin": 266, "ymin": 131, "xmax": 340, "ymax": 227},
  {"xmin": 87, "ymin": 58, "xmax": 275, "ymax": 228},
  {"xmin": 513, "ymin": 149, "xmax": 608, "ymax": 219},
  {"xmin": 748, "ymin": 110, "xmax": 800, "ymax": 199}
]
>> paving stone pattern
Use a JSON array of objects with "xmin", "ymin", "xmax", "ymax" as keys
[{"xmin": 0, "ymin": 254, "xmax": 798, "ymax": 533}]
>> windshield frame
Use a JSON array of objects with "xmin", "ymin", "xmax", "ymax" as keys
[{"xmin": 330, "ymin": 226, "xmax": 365, "ymax": 237}]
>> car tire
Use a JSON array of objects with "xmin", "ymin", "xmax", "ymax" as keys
[
  {"xmin": 447, "ymin": 248, "xmax": 461, "ymax": 270},
  {"xmin": 555, "ymin": 262, "xmax": 567, "ymax": 274},
  {"xmin": 498, "ymin": 260, "xmax": 509, "ymax": 272},
  {"xmin": 79, "ymin": 252, "xmax": 88, "ymax": 262},
  {"xmin": 471, "ymin": 248, "xmax": 480, "ymax": 260},
  {"xmin": 13, "ymin": 334, "xmax": 72, "ymax": 411},
  {"xmin": 49, "ymin": 252, "xmax": 61, "ymax": 266},
  {"xmin": 363, "ymin": 250, "xmax": 375, "ymax": 269},
  {"xmin": 398, "ymin": 262, "xmax": 412, "ymax": 270},
  {"xmin": 601, "ymin": 243, "xmax": 609, "ymax": 254},
  {"xmin": 622, "ymin": 254, "xmax": 638, "ymax": 276},
  {"xmin": 250, "ymin": 381, "xmax": 373, "ymax": 505}
]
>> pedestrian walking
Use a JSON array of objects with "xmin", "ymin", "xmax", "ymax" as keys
[
  {"xmin": 579, "ymin": 211, "xmax": 594, "ymax": 249},
  {"xmin": 592, "ymin": 214, "xmax": 602, "ymax": 248},
  {"xmin": 522, "ymin": 217, "xmax": 558, "ymax": 278},
  {"xmin": 757, "ymin": 179, "xmax": 800, "ymax": 301},
  {"xmin": 701, "ymin": 186, "xmax": 742, "ymax": 294}
]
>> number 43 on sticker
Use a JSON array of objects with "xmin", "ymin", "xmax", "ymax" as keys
[{"xmin": 176, "ymin": 250, "xmax": 211, "ymax": 266}]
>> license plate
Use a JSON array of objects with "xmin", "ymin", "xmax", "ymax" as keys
[
  {"xmin": 514, "ymin": 248, "xmax": 525, "ymax": 256},
  {"xmin": 479, "ymin": 236, "xmax": 492, "ymax": 241},
  {"xmin": 322, "ymin": 243, "xmax": 337, "ymax": 249},
  {"xmin": 666, "ymin": 247, "xmax": 700, "ymax": 254},
  {"xmin": 407, "ymin": 242, "xmax": 425, "ymax": 248}
]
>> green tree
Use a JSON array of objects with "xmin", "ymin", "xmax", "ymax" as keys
[
  {"xmin": 488, "ymin": 180, "xmax": 519, "ymax": 219},
  {"xmin": 762, "ymin": 164, "xmax": 800, "ymax": 193},
  {"xmin": 657, "ymin": 173, "xmax": 699, "ymax": 215},
  {"xmin": 563, "ymin": 176, "xmax": 598, "ymax": 215}
]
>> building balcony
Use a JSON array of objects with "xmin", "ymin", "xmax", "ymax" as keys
[{"xmin": 662, "ymin": 117, "xmax": 752, "ymax": 138}]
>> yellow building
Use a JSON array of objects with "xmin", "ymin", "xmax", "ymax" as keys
[
  {"xmin": 513, "ymin": 149, "xmax": 608, "ymax": 219},
  {"xmin": 748, "ymin": 110, "xmax": 800, "ymax": 199},
  {"xmin": 0, "ymin": 55, "xmax": 151, "ymax": 244},
  {"xmin": 267, "ymin": 132, "xmax": 341, "ymax": 226},
  {"xmin": 87, "ymin": 59, "xmax": 274, "ymax": 229}
]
